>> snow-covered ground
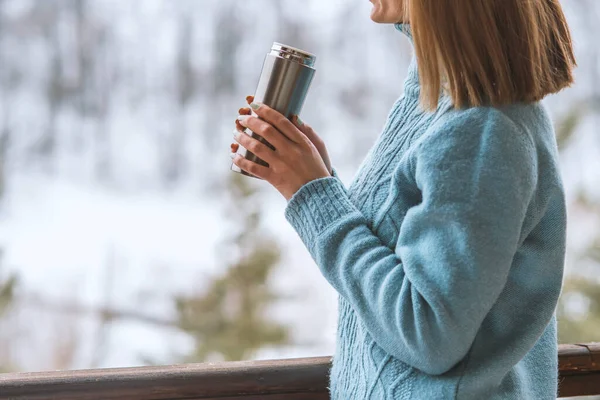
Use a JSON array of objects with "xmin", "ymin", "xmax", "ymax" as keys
[{"xmin": 0, "ymin": 170, "xmax": 340, "ymax": 370}]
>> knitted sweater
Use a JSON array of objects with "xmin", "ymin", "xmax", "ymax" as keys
[{"xmin": 284, "ymin": 23, "xmax": 566, "ymax": 399}]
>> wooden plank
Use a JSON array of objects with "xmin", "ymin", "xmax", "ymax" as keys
[
  {"xmin": 559, "ymin": 372, "xmax": 600, "ymax": 398},
  {"xmin": 557, "ymin": 342, "xmax": 600, "ymax": 398},
  {"xmin": 164, "ymin": 394, "xmax": 329, "ymax": 400},
  {"xmin": 559, "ymin": 343, "xmax": 600, "ymax": 373},
  {"xmin": 1, "ymin": 343, "xmax": 599, "ymax": 399},
  {"xmin": 0, "ymin": 357, "xmax": 332, "ymax": 400}
]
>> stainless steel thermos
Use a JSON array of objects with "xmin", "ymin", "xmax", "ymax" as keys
[{"xmin": 231, "ymin": 42, "xmax": 317, "ymax": 179}]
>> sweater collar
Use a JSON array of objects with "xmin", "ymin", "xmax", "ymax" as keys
[
  {"xmin": 394, "ymin": 23, "xmax": 413, "ymax": 42},
  {"xmin": 394, "ymin": 23, "xmax": 420, "ymax": 97}
]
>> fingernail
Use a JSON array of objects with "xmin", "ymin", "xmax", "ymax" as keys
[
  {"xmin": 237, "ymin": 115, "xmax": 250, "ymax": 123},
  {"xmin": 230, "ymin": 152, "xmax": 237, "ymax": 159},
  {"xmin": 233, "ymin": 129, "xmax": 240, "ymax": 139},
  {"xmin": 296, "ymin": 116, "xmax": 304, "ymax": 125},
  {"xmin": 250, "ymin": 102, "xmax": 261, "ymax": 110}
]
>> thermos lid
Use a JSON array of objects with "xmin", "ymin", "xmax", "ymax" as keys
[{"xmin": 271, "ymin": 42, "xmax": 316, "ymax": 68}]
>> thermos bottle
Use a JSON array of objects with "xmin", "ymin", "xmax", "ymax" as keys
[{"xmin": 231, "ymin": 42, "xmax": 317, "ymax": 179}]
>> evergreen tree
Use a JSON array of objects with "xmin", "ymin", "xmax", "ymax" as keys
[
  {"xmin": 0, "ymin": 250, "xmax": 16, "ymax": 318},
  {"xmin": 0, "ymin": 249, "xmax": 18, "ymax": 373},
  {"xmin": 174, "ymin": 174, "xmax": 289, "ymax": 362}
]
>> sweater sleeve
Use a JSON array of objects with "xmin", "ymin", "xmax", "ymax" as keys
[{"xmin": 284, "ymin": 109, "xmax": 537, "ymax": 375}]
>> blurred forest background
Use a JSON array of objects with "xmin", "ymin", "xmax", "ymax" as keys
[{"xmin": 0, "ymin": 0, "xmax": 599, "ymax": 373}]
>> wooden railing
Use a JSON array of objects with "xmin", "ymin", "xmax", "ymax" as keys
[
  {"xmin": 1, "ymin": 343, "xmax": 598, "ymax": 399},
  {"xmin": 559, "ymin": 343, "xmax": 600, "ymax": 397}
]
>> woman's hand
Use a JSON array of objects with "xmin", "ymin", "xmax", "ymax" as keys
[
  {"xmin": 234, "ymin": 96, "xmax": 333, "ymax": 176},
  {"xmin": 294, "ymin": 116, "xmax": 333, "ymax": 177},
  {"xmin": 230, "ymin": 100, "xmax": 331, "ymax": 201}
]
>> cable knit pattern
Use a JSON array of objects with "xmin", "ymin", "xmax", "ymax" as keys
[{"xmin": 284, "ymin": 23, "xmax": 566, "ymax": 399}]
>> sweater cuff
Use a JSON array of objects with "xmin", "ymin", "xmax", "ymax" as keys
[{"xmin": 284, "ymin": 176, "xmax": 358, "ymax": 250}]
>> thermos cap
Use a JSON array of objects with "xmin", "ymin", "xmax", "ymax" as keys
[{"xmin": 270, "ymin": 42, "xmax": 316, "ymax": 68}]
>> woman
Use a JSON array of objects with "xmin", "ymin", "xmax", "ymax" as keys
[{"xmin": 230, "ymin": 0, "xmax": 575, "ymax": 398}]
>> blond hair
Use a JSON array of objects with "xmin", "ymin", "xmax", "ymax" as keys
[{"xmin": 407, "ymin": 0, "xmax": 577, "ymax": 110}]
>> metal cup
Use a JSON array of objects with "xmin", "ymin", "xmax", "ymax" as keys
[{"xmin": 231, "ymin": 42, "xmax": 317, "ymax": 179}]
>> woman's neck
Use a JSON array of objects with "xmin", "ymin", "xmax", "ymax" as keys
[{"xmin": 394, "ymin": 23, "xmax": 420, "ymax": 98}]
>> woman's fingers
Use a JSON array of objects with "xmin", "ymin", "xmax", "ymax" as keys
[
  {"xmin": 236, "ymin": 116, "xmax": 290, "ymax": 151},
  {"xmin": 233, "ymin": 128, "xmax": 276, "ymax": 164},
  {"xmin": 292, "ymin": 115, "xmax": 322, "ymax": 146},
  {"xmin": 239, "ymin": 107, "xmax": 251, "ymax": 115},
  {"xmin": 292, "ymin": 115, "xmax": 332, "ymax": 175},
  {"xmin": 230, "ymin": 97, "xmax": 267, "ymax": 178},
  {"xmin": 235, "ymin": 119, "xmax": 244, "ymax": 131},
  {"xmin": 236, "ymin": 107, "xmax": 252, "ymax": 130},
  {"xmin": 230, "ymin": 152, "xmax": 270, "ymax": 179},
  {"xmin": 236, "ymin": 97, "xmax": 252, "ymax": 133},
  {"xmin": 248, "ymin": 103, "xmax": 306, "ymax": 144}
]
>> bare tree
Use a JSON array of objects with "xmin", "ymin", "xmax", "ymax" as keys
[{"xmin": 161, "ymin": 12, "xmax": 195, "ymax": 186}]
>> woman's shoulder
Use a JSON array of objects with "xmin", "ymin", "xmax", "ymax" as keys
[
  {"xmin": 412, "ymin": 101, "xmax": 557, "ymax": 158},
  {"xmin": 398, "ymin": 102, "xmax": 545, "ymax": 190}
]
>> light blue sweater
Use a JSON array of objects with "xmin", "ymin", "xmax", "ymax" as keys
[{"xmin": 284, "ymin": 24, "xmax": 566, "ymax": 399}]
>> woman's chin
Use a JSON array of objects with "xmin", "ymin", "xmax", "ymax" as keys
[
  {"xmin": 370, "ymin": 9, "xmax": 385, "ymax": 23},
  {"xmin": 370, "ymin": 8, "xmax": 398, "ymax": 24}
]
